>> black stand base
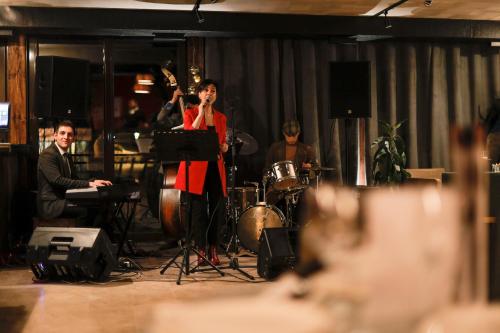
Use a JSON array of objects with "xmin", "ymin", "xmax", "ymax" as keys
[
  {"xmin": 191, "ymin": 245, "xmax": 255, "ymax": 280},
  {"xmin": 160, "ymin": 242, "xmax": 225, "ymax": 285},
  {"xmin": 221, "ymin": 255, "xmax": 255, "ymax": 280}
]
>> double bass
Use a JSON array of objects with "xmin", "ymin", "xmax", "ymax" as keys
[{"xmin": 157, "ymin": 63, "xmax": 186, "ymax": 240}]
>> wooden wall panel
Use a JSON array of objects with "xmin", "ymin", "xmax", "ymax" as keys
[
  {"xmin": 0, "ymin": 46, "xmax": 5, "ymax": 101},
  {"xmin": 7, "ymin": 34, "xmax": 27, "ymax": 144}
]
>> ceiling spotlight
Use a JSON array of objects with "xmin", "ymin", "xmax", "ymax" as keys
[
  {"xmin": 194, "ymin": 8, "xmax": 204, "ymax": 24},
  {"xmin": 193, "ymin": 0, "xmax": 204, "ymax": 24},
  {"xmin": 424, "ymin": 0, "xmax": 432, "ymax": 6},
  {"xmin": 384, "ymin": 10, "xmax": 392, "ymax": 29}
]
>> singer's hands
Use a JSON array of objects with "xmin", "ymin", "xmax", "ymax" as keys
[
  {"xmin": 199, "ymin": 95, "xmax": 211, "ymax": 108},
  {"xmin": 198, "ymin": 95, "xmax": 211, "ymax": 115},
  {"xmin": 197, "ymin": 103, "xmax": 206, "ymax": 117}
]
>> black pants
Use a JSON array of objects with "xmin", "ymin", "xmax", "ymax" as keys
[
  {"xmin": 187, "ymin": 162, "xmax": 225, "ymax": 248},
  {"xmin": 61, "ymin": 203, "xmax": 89, "ymax": 227},
  {"xmin": 62, "ymin": 202, "xmax": 109, "ymax": 230}
]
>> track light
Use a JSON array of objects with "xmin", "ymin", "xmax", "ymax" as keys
[
  {"xmin": 194, "ymin": 8, "xmax": 204, "ymax": 23},
  {"xmin": 193, "ymin": 0, "xmax": 204, "ymax": 24},
  {"xmin": 424, "ymin": 0, "xmax": 432, "ymax": 6},
  {"xmin": 384, "ymin": 11, "xmax": 392, "ymax": 29}
]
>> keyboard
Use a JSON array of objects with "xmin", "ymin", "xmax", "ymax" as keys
[{"xmin": 66, "ymin": 183, "xmax": 139, "ymax": 201}]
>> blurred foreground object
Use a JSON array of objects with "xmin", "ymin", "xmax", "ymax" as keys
[
  {"xmin": 148, "ymin": 184, "xmax": 463, "ymax": 333},
  {"xmin": 300, "ymin": 184, "xmax": 461, "ymax": 332},
  {"xmin": 450, "ymin": 126, "xmax": 489, "ymax": 303},
  {"xmin": 416, "ymin": 305, "xmax": 500, "ymax": 333}
]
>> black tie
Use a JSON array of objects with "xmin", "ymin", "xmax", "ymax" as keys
[{"xmin": 63, "ymin": 153, "xmax": 72, "ymax": 177}]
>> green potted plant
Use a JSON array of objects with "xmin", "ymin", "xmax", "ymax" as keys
[{"xmin": 371, "ymin": 120, "xmax": 411, "ymax": 185}]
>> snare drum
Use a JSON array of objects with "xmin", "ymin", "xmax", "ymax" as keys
[
  {"xmin": 227, "ymin": 186, "xmax": 259, "ymax": 212},
  {"xmin": 237, "ymin": 204, "xmax": 284, "ymax": 253},
  {"xmin": 268, "ymin": 160, "xmax": 299, "ymax": 191}
]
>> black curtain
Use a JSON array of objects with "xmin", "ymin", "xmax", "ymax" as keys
[{"xmin": 205, "ymin": 38, "xmax": 500, "ymax": 185}]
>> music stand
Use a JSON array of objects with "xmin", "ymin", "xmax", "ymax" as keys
[{"xmin": 155, "ymin": 130, "xmax": 225, "ymax": 284}]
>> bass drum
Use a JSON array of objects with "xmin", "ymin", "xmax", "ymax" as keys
[
  {"xmin": 159, "ymin": 163, "xmax": 185, "ymax": 240},
  {"xmin": 237, "ymin": 204, "xmax": 284, "ymax": 253}
]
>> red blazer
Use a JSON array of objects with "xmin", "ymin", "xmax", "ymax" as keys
[{"xmin": 174, "ymin": 106, "xmax": 227, "ymax": 196}]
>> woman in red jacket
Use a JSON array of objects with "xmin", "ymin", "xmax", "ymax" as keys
[{"xmin": 175, "ymin": 79, "xmax": 228, "ymax": 266}]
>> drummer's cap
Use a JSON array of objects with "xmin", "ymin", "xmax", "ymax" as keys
[{"xmin": 282, "ymin": 120, "xmax": 301, "ymax": 136}]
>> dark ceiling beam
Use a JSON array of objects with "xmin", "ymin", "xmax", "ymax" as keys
[{"xmin": 0, "ymin": 6, "xmax": 499, "ymax": 40}]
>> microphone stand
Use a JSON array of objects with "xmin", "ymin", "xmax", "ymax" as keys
[
  {"xmin": 194, "ymin": 101, "xmax": 254, "ymax": 279},
  {"xmin": 226, "ymin": 104, "xmax": 255, "ymax": 278},
  {"xmin": 223, "ymin": 104, "xmax": 255, "ymax": 279}
]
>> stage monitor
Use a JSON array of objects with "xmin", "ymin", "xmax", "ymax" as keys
[
  {"xmin": 0, "ymin": 102, "xmax": 10, "ymax": 129},
  {"xmin": 27, "ymin": 227, "xmax": 116, "ymax": 282}
]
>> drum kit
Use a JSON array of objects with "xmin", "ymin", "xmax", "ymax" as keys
[{"xmin": 226, "ymin": 129, "xmax": 334, "ymax": 254}]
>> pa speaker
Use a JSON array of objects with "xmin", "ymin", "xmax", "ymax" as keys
[
  {"xmin": 35, "ymin": 56, "xmax": 90, "ymax": 120},
  {"xmin": 330, "ymin": 61, "xmax": 371, "ymax": 118},
  {"xmin": 27, "ymin": 227, "xmax": 116, "ymax": 281},
  {"xmin": 257, "ymin": 228, "xmax": 298, "ymax": 280}
]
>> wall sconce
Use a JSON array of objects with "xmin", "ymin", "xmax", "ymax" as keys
[
  {"xmin": 188, "ymin": 65, "xmax": 202, "ymax": 95},
  {"xmin": 136, "ymin": 73, "xmax": 154, "ymax": 85},
  {"xmin": 133, "ymin": 84, "xmax": 151, "ymax": 94}
]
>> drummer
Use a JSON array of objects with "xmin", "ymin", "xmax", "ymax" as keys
[{"xmin": 265, "ymin": 119, "xmax": 317, "ymax": 174}]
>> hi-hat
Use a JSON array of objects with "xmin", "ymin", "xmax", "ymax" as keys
[{"xmin": 226, "ymin": 129, "xmax": 258, "ymax": 155}]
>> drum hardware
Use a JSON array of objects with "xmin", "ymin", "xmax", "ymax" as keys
[
  {"xmin": 284, "ymin": 194, "xmax": 299, "ymax": 228},
  {"xmin": 263, "ymin": 160, "xmax": 319, "ymax": 228},
  {"xmin": 309, "ymin": 166, "xmax": 335, "ymax": 191},
  {"xmin": 224, "ymin": 182, "xmax": 260, "ymax": 254}
]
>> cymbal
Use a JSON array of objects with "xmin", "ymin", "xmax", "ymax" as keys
[{"xmin": 226, "ymin": 129, "xmax": 258, "ymax": 155}]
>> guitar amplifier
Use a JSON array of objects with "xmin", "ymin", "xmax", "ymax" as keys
[{"xmin": 27, "ymin": 227, "xmax": 116, "ymax": 281}]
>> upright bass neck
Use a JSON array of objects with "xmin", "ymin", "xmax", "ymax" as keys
[{"xmin": 178, "ymin": 94, "xmax": 185, "ymax": 119}]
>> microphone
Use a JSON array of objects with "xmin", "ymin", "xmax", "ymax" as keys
[{"xmin": 205, "ymin": 96, "xmax": 210, "ymax": 104}]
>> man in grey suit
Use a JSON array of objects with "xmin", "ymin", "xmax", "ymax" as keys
[{"xmin": 37, "ymin": 120, "xmax": 112, "ymax": 225}]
